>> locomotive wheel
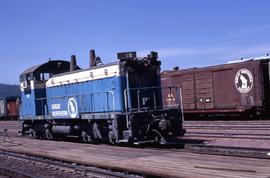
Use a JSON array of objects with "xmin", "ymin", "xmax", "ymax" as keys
[
  {"xmin": 45, "ymin": 129, "xmax": 53, "ymax": 140},
  {"xmin": 152, "ymin": 129, "xmax": 167, "ymax": 144},
  {"xmin": 108, "ymin": 131, "xmax": 116, "ymax": 145},
  {"xmin": 81, "ymin": 131, "xmax": 92, "ymax": 143},
  {"xmin": 29, "ymin": 128, "xmax": 37, "ymax": 139},
  {"xmin": 92, "ymin": 123, "xmax": 102, "ymax": 140}
]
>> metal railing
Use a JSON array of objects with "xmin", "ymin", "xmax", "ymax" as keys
[
  {"xmin": 124, "ymin": 86, "xmax": 182, "ymax": 113},
  {"xmin": 123, "ymin": 86, "xmax": 183, "ymax": 129}
]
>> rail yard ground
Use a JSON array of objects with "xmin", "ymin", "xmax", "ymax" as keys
[
  {"xmin": 183, "ymin": 120, "xmax": 270, "ymax": 149},
  {"xmin": 0, "ymin": 120, "xmax": 270, "ymax": 177}
]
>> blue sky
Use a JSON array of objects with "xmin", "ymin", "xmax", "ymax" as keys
[{"xmin": 0, "ymin": 0, "xmax": 270, "ymax": 84}]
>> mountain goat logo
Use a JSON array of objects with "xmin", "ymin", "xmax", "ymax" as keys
[
  {"xmin": 68, "ymin": 98, "xmax": 78, "ymax": 118},
  {"xmin": 235, "ymin": 69, "xmax": 253, "ymax": 94}
]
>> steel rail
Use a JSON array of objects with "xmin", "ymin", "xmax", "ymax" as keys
[{"xmin": 0, "ymin": 150, "xmax": 142, "ymax": 178}]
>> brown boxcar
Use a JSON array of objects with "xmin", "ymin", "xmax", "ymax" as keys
[
  {"xmin": 0, "ymin": 97, "xmax": 19, "ymax": 120},
  {"xmin": 161, "ymin": 58, "xmax": 270, "ymax": 119}
]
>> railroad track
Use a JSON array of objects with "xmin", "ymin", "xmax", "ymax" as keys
[
  {"xmin": 185, "ymin": 144, "xmax": 270, "ymax": 160},
  {"xmin": 1, "ymin": 120, "xmax": 270, "ymax": 155},
  {"xmin": 184, "ymin": 132, "xmax": 270, "ymax": 140},
  {"xmin": 133, "ymin": 140, "xmax": 270, "ymax": 160},
  {"xmin": 184, "ymin": 121, "xmax": 270, "ymax": 126},
  {"xmin": 185, "ymin": 125, "xmax": 270, "ymax": 129},
  {"xmin": 0, "ymin": 136, "xmax": 270, "ymax": 177},
  {"xmin": 183, "ymin": 120, "xmax": 270, "ymax": 140},
  {"xmin": 0, "ymin": 150, "xmax": 144, "ymax": 178},
  {"xmin": 142, "ymin": 138, "xmax": 270, "ymax": 160},
  {"xmin": 0, "ymin": 167, "xmax": 29, "ymax": 178}
]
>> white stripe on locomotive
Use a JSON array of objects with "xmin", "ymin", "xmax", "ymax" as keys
[{"xmin": 46, "ymin": 64, "xmax": 121, "ymax": 88}]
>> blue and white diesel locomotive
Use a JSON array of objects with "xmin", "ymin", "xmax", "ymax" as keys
[{"xmin": 19, "ymin": 50, "xmax": 185, "ymax": 144}]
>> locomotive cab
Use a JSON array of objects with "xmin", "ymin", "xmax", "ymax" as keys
[{"xmin": 19, "ymin": 61, "xmax": 71, "ymax": 119}]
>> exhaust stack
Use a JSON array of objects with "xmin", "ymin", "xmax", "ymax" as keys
[
  {"xmin": 90, "ymin": 49, "xmax": 96, "ymax": 67},
  {"xmin": 70, "ymin": 55, "xmax": 77, "ymax": 72}
]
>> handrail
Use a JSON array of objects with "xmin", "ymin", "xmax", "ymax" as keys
[
  {"xmin": 124, "ymin": 86, "xmax": 181, "ymax": 112},
  {"xmin": 123, "ymin": 85, "xmax": 183, "ymax": 130}
]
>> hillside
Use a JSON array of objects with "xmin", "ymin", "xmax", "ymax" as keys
[{"xmin": 0, "ymin": 83, "xmax": 20, "ymax": 98}]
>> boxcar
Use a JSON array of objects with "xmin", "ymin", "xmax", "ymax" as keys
[
  {"xmin": 0, "ymin": 97, "xmax": 19, "ymax": 120},
  {"xmin": 161, "ymin": 57, "xmax": 270, "ymax": 119}
]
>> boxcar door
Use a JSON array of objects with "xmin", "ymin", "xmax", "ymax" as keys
[
  {"xmin": 195, "ymin": 72, "xmax": 214, "ymax": 110},
  {"xmin": 213, "ymin": 69, "xmax": 237, "ymax": 109},
  {"xmin": 172, "ymin": 73, "xmax": 196, "ymax": 110}
]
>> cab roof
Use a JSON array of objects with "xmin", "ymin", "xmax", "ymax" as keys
[{"xmin": 20, "ymin": 60, "xmax": 72, "ymax": 77}]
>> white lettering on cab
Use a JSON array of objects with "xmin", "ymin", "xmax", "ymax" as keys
[{"xmin": 51, "ymin": 104, "xmax": 61, "ymax": 110}]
